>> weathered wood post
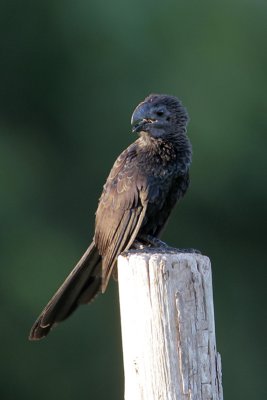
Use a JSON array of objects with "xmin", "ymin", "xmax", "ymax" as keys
[{"xmin": 118, "ymin": 250, "xmax": 223, "ymax": 400}]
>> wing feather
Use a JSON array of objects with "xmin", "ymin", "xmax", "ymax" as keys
[{"xmin": 94, "ymin": 144, "xmax": 148, "ymax": 291}]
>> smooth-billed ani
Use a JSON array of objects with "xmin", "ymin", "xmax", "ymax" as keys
[{"xmin": 29, "ymin": 94, "xmax": 192, "ymax": 340}]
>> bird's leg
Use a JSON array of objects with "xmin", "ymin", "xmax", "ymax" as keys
[
  {"xmin": 131, "ymin": 239, "xmax": 146, "ymax": 250},
  {"xmin": 138, "ymin": 234, "xmax": 201, "ymax": 254},
  {"xmin": 139, "ymin": 235, "xmax": 169, "ymax": 248}
]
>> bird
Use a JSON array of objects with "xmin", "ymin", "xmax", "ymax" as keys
[{"xmin": 29, "ymin": 93, "xmax": 192, "ymax": 340}]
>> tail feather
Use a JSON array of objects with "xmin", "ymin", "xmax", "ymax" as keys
[{"xmin": 29, "ymin": 242, "xmax": 102, "ymax": 340}]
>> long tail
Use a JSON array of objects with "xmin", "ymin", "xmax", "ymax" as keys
[{"xmin": 29, "ymin": 241, "xmax": 102, "ymax": 340}]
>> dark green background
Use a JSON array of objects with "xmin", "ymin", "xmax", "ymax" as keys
[{"xmin": 0, "ymin": 1, "xmax": 266, "ymax": 399}]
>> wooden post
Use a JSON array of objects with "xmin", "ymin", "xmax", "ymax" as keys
[{"xmin": 118, "ymin": 250, "xmax": 223, "ymax": 400}]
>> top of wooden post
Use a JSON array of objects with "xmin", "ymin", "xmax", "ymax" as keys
[{"xmin": 118, "ymin": 250, "xmax": 223, "ymax": 400}]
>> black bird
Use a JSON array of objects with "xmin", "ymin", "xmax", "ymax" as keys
[{"xmin": 29, "ymin": 94, "xmax": 192, "ymax": 340}]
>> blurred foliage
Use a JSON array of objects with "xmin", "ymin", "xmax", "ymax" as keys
[{"xmin": 0, "ymin": 0, "xmax": 266, "ymax": 399}]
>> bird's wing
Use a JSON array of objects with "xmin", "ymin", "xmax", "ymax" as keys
[{"xmin": 94, "ymin": 145, "xmax": 148, "ymax": 291}]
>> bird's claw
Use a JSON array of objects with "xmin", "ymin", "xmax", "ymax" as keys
[
  {"xmin": 134, "ymin": 235, "xmax": 201, "ymax": 254},
  {"xmin": 175, "ymin": 248, "xmax": 202, "ymax": 254}
]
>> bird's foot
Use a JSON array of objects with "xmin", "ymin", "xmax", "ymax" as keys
[
  {"xmin": 175, "ymin": 247, "xmax": 201, "ymax": 254},
  {"xmin": 139, "ymin": 235, "xmax": 169, "ymax": 248},
  {"xmin": 131, "ymin": 240, "xmax": 147, "ymax": 250},
  {"xmin": 137, "ymin": 235, "xmax": 201, "ymax": 254}
]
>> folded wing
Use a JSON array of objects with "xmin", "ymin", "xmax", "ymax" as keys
[{"xmin": 94, "ymin": 145, "xmax": 148, "ymax": 291}]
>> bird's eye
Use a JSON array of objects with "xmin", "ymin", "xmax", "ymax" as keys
[{"xmin": 156, "ymin": 111, "xmax": 164, "ymax": 117}]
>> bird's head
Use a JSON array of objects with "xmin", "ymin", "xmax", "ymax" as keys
[{"xmin": 131, "ymin": 94, "xmax": 189, "ymax": 140}]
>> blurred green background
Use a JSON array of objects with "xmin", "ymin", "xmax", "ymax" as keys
[{"xmin": 0, "ymin": 0, "xmax": 266, "ymax": 399}]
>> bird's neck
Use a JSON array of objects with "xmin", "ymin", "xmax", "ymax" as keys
[{"xmin": 137, "ymin": 133, "xmax": 192, "ymax": 174}]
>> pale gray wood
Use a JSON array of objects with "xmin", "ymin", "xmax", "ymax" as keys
[{"xmin": 118, "ymin": 251, "xmax": 223, "ymax": 400}]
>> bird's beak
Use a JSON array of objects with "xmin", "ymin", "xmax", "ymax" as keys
[
  {"xmin": 131, "ymin": 119, "xmax": 146, "ymax": 133},
  {"xmin": 131, "ymin": 102, "xmax": 153, "ymax": 133}
]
